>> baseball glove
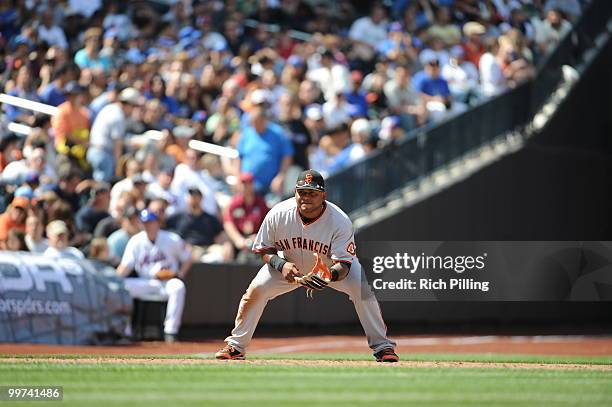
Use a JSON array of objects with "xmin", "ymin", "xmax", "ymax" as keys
[
  {"xmin": 295, "ymin": 253, "xmax": 332, "ymax": 298},
  {"xmin": 155, "ymin": 268, "xmax": 177, "ymax": 281}
]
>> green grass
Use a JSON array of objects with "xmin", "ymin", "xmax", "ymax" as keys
[
  {"xmin": 0, "ymin": 356, "xmax": 611, "ymax": 406},
  {"xmin": 251, "ymin": 352, "xmax": 612, "ymax": 365}
]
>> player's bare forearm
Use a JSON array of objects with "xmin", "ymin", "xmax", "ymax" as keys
[
  {"xmin": 261, "ymin": 250, "xmax": 292, "ymax": 277},
  {"xmin": 259, "ymin": 248, "xmax": 278, "ymax": 264},
  {"xmin": 331, "ymin": 262, "xmax": 350, "ymax": 282},
  {"xmin": 259, "ymin": 249, "xmax": 303, "ymax": 282}
]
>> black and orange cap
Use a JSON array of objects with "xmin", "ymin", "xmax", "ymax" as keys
[{"xmin": 295, "ymin": 169, "xmax": 325, "ymax": 192}]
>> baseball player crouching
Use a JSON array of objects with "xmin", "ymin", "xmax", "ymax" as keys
[
  {"xmin": 117, "ymin": 209, "xmax": 193, "ymax": 342},
  {"xmin": 215, "ymin": 169, "xmax": 399, "ymax": 362}
]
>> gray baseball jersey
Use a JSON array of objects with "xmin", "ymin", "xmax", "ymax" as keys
[{"xmin": 252, "ymin": 198, "xmax": 358, "ymax": 273}]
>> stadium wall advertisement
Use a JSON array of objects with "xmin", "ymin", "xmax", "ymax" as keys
[{"xmin": 0, "ymin": 252, "xmax": 131, "ymax": 344}]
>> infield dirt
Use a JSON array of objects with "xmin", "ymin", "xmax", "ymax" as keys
[{"xmin": 1, "ymin": 335, "xmax": 611, "ymax": 356}]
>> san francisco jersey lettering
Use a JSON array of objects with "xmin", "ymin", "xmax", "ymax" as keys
[{"xmin": 253, "ymin": 198, "xmax": 356, "ymax": 273}]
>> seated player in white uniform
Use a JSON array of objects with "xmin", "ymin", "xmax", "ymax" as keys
[
  {"xmin": 215, "ymin": 169, "xmax": 399, "ymax": 362},
  {"xmin": 117, "ymin": 209, "xmax": 192, "ymax": 342}
]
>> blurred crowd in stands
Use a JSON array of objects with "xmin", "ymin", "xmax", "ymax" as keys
[{"xmin": 0, "ymin": 0, "xmax": 582, "ymax": 264}]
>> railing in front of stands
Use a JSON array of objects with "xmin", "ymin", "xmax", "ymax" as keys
[{"xmin": 326, "ymin": 0, "xmax": 611, "ymax": 216}]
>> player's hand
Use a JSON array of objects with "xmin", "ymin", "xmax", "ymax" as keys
[
  {"xmin": 281, "ymin": 262, "xmax": 303, "ymax": 283},
  {"xmin": 155, "ymin": 268, "xmax": 177, "ymax": 281},
  {"xmin": 295, "ymin": 253, "xmax": 331, "ymax": 292}
]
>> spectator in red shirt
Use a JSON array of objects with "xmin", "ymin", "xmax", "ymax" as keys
[
  {"xmin": 461, "ymin": 22, "xmax": 487, "ymax": 67},
  {"xmin": 223, "ymin": 172, "xmax": 269, "ymax": 263},
  {"xmin": 0, "ymin": 196, "xmax": 29, "ymax": 249}
]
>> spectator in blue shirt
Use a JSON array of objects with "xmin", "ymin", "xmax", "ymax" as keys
[
  {"xmin": 0, "ymin": 2, "xmax": 18, "ymax": 39},
  {"xmin": 74, "ymin": 28, "xmax": 112, "ymax": 72},
  {"xmin": 4, "ymin": 66, "xmax": 39, "ymax": 124},
  {"xmin": 38, "ymin": 63, "xmax": 76, "ymax": 107},
  {"xmin": 344, "ymin": 70, "xmax": 369, "ymax": 118},
  {"xmin": 144, "ymin": 74, "xmax": 180, "ymax": 115},
  {"xmin": 413, "ymin": 49, "xmax": 452, "ymax": 109},
  {"xmin": 237, "ymin": 106, "xmax": 293, "ymax": 195},
  {"xmin": 377, "ymin": 21, "xmax": 419, "ymax": 64}
]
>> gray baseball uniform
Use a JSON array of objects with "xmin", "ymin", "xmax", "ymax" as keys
[{"xmin": 224, "ymin": 198, "xmax": 396, "ymax": 353}]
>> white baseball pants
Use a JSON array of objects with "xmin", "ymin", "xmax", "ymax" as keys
[
  {"xmin": 225, "ymin": 264, "xmax": 396, "ymax": 354},
  {"xmin": 124, "ymin": 277, "xmax": 186, "ymax": 335}
]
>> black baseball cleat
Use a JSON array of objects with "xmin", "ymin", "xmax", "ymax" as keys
[
  {"xmin": 215, "ymin": 345, "xmax": 246, "ymax": 360},
  {"xmin": 374, "ymin": 348, "xmax": 399, "ymax": 363}
]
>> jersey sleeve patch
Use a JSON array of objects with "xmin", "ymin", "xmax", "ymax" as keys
[{"xmin": 346, "ymin": 242, "xmax": 356, "ymax": 256}]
